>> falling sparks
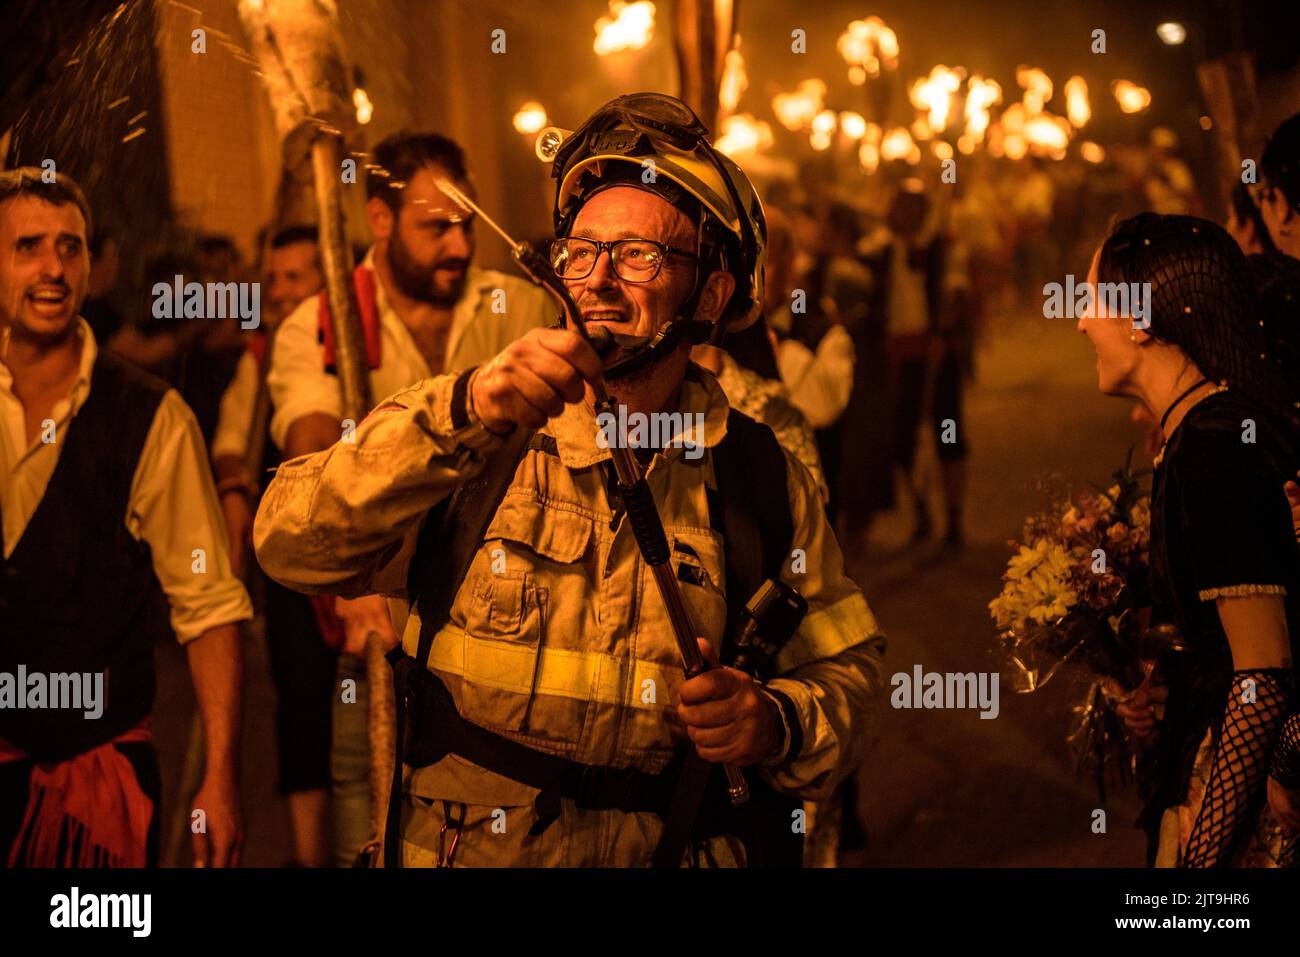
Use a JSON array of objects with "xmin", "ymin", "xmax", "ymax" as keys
[
  {"xmin": 964, "ymin": 75, "xmax": 1002, "ymax": 142},
  {"xmin": 909, "ymin": 65, "xmax": 963, "ymax": 132},
  {"xmin": 512, "ymin": 101, "xmax": 548, "ymax": 135},
  {"xmin": 1016, "ymin": 65, "xmax": 1053, "ymax": 113},
  {"xmin": 106, "ymin": 96, "xmax": 130, "ymax": 110},
  {"xmin": 771, "ymin": 78, "xmax": 826, "ymax": 131},
  {"xmin": 718, "ymin": 37, "xmax": 748, "ymax": 116},
  {"xmin": 837, "ymin": 16, "xmax": 898, "ymax": 80},
  {"xmin": 121, "ymin": 127, "xmax": 146, "ymax": 144},
  {"xmin": 593, "ymin": 0, "xmax": 656, "ymax": 56},
  {"xmin": 1113, "ymin": 80, "xmax": 1152, "ymax": 114},
  {"xmin": 1064, "ymin": 76, "xmax": 1090, "ymax": 128}
]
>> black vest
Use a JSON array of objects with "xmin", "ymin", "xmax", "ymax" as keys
[{"xmin": 0, "ymin": 352, "xmax": 172, "ymax": 761}]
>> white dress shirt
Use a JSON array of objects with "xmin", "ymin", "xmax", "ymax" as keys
[{"xmin": 265, "ymin": 252, "xmax": 554, "ymax": 451}]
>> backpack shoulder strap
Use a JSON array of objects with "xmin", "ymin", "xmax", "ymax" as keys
[
  {"xmin": 384, "ymin": 419, "xmax": 532, "ymax": 867},
  {"xmin": 709, "ymin": 408, "xmax": 794, "ymax": 643}
]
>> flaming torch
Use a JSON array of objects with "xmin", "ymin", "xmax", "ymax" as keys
[
  {"xmin": 909, "ymin": 65, "xmax": 963, "ymax": 133},
  {"xmin": 964, "ymin": 75, "xmax": 1002, "ymax": 143},
  {"xmin": 1016, "ymin": 65, "xmax": 1053, "ymax": 113},
  {"xmin": 772, "ymin": 78, "xmax": 826, "ymax": 132},
  {"xmin": 1113, "ymin": 79, "xmax": 1152, "ymax": 114},
  {"xmin": 1064, "ymin": 75, "xmax": 1091, "ymax": 128},
  {"xmin": 837, "ymin": 16, "xmax": 899, "ymax": 80},
  {"xmin": 594, "ymin": 0, "xmax": 656, "ymax": 55}
]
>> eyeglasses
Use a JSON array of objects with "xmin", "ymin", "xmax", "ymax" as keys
[{"xmin": 550, "ymin": 237, "xmax": 699, "ymax": 283}]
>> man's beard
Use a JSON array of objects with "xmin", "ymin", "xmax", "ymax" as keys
[{"xmin": 387, "ymin": 229, "xmax": 467, "ymax": 306}]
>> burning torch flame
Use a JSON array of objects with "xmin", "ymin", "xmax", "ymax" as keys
[
  {"xmin": 1112, "ymin": 80, "xmax": 1152, "ymax": 114},
  {"xmin": 594, "ymin": 0, "xmax": 656, "ymax": 56},
  {"xmin": 964, "ymin": 75, "xmax": 1002, "ymax": 142},
  {"xmin": 1016, "ymin": 65, "xmax": 1053, "ymax": 114},
  {"xmin": 1023, "ymin": 113, "xmax": 1071, "ymax": 152},
  {"xmin": 839, "ymin": 111, "xmax": 867, "ymax": 140},
  {"xmin": 718, "ymin": 37, "xmax": 748, "ymax": 116},
  {"xmin": 837, "ymin": 16, "xmax": 898, "ymax": 79},
  {"xmin": 714, "ymin": 113, "xmax": 772, "ymax": 158},
  {"xmin": 772, "ymin": 79, "xmax": 827, "ymax": 131},
  {"xmin": 1064, "ymin": 76, "xmax": 1090, "ymax": 128},
  {"xmin": 1079, "ymin": 141, "xmax": 1106, "ymax": 164},
  {"xmin": 909, "ymin": 65, "xmax": 962, "ymax": 133},
  {"xmin": 858, "ymin": 142, "xmax": 880, "ymax": 174},
  {"xmin": 881, "ymin": 127, "xmax": 920, "ymax": 164},
  {"xmin": 512, "ymin": 101, "xmax": 548, "ymax": 135}
]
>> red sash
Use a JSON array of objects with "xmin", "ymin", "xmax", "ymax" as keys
[{"xmin": 1, "ymin": 720, "xmax": 154, "ymax": 868}]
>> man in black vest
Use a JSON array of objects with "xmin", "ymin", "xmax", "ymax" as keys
[
  {"xmin": 0, "ymin": 168, "xmax": 251, "ymax": 867},
  {"xmin": 256, "ymin": 95, "xmax": 886, "ymax": 866}
]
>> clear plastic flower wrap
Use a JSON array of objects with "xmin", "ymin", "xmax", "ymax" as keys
[{"xmin": 990, "ymin": 450, "xmax": 1185, "ymax": 799}]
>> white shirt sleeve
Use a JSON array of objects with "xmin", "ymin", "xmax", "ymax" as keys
[
  {"xmin": 128, "ymin": 389, "xmax": 253, "ymax": 643},
  {"xmin": 267, "ymin": 295, "xmax": 343, "ymax": 450},
  {"xmin": 779, "ymin": 325, "xmax": 855, "ymax": 429},
  {"xmin": 210, "ymin": 349, "xmax": 259, "ymax": 461}
]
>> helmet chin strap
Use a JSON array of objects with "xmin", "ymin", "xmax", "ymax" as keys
[
  {"xmin": 599, "ymin": 315, "xmax": 713, "ymax": 379},
  {"xmin": 596, "ymin": 263, "xmax": 716, "ymax": 379}
]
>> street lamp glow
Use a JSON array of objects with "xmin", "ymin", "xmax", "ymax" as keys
[{"xmin": 1156, "ymin": 22, "xmax": 1186, "ymax": 45}]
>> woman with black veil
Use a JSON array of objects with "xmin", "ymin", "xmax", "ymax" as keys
[{"xmin": 1078, "ymin": 213, "xmax": 1300, "ymax": 866}]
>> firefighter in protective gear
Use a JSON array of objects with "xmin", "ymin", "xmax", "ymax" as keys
[{"xmin": 255, "ymin": 94, "xmax": 887, "ymax": 866}]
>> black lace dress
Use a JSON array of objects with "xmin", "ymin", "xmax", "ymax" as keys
[{"xmin": 1143, "ymin": 389, "xmax": 1300, "ymax": 866}]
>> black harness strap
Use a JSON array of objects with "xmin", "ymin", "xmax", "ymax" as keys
[
  {"xmin": 384, "ymin": 419, "xmax": 533, "ymax": 868},
  {"xmin": 652, "ymin": 409, "xmax": 800, "ymax": 867}
]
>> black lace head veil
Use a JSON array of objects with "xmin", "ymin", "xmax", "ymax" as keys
[{"xmin": 1097, "ymin": 212, "xmax": 1300, "ymax": 442}]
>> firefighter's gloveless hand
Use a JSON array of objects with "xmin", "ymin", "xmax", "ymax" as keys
[
  {"xmin": 469, "ymin": 327, "xmax": 605, "ymax": 433},
  {"xmin": 673, "ymin": 638, "xmax": 783, "ymax": 767}
]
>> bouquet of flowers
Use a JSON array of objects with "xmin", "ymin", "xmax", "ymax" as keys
[{"xmin": 988, "ymin": 450, "xmax": 1184, "ymax": 798}]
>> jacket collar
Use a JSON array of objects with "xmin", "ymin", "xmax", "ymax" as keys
[{"xmin": 545, "ymin": 363, "xmax": 731, "ymax": 471}]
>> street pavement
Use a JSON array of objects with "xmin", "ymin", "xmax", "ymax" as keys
[{"xmin": 844, "ymin": 306, "xmax": 1150, "ymax": 866}]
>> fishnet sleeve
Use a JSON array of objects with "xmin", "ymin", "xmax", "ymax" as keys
[
  {"xmin": 1183, "ymin": 670, "xmax": 1293, "ymax": 867},
  {"xmin": 1271, "ymin": 712, "xmax": 1300, "ymax": 790}
]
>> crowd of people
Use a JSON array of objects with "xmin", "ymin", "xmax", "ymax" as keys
[{"xmin": 2, "ymin": 88, "xmax": 1300, "ymax": 868}]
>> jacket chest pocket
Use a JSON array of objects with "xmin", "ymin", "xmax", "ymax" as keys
[{"xmin": 450, "ymin": 497, "xmax": 594, "ymax": 735}]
